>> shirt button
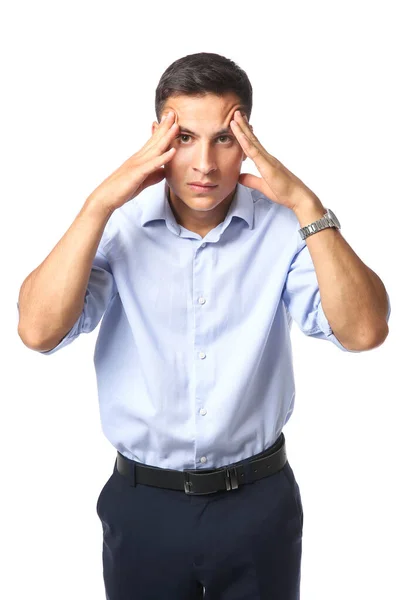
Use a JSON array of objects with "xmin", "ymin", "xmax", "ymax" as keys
[
  {"xmin": 200, "ymin": 456, "xmax": 207, "ymax": 464},
  {"xmin": 198, "ymin": 297, "xmax": 206, "ymax": 305},
  {"xmin": 198, "ymin": 352, "xmax": 206, "ymax": 359},
  {"xmin": 200, "ymin": 408, "xmax": 207, "ymax": 416},
  {"xmin": 201, "ymin": 243, "xmax": 206, "ymax": 248}
]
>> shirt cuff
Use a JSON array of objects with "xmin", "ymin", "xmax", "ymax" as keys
[{"xmin": 316, "ymin": 300, "xmax": 363, "ymax": 353}]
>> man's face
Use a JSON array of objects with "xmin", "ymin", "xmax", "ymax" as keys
[{"xmin": 152, "ymin": 92, "xmax": 248, "ymax": 217}]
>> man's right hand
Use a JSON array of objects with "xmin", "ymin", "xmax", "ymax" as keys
[{"xmin": 87, "ymin": 110, "xmax": 178, "ymax": 215}]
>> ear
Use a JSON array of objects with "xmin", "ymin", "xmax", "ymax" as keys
[{"xmin": 151, "ymin": 121, "xmax": 159, "ymax": 135}]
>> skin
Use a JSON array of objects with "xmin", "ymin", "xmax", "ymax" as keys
[
  {"xmin": 150, "ymin": 92, "xmax": 389, "ymax": 348},
  {"xmin": 151, "ymin": 93, "xmax": 253, "ymax": 238}
]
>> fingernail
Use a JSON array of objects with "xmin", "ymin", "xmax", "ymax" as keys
[{"xmin": 161, "ymin": 115, "xmax": 166, "ymax": 122}]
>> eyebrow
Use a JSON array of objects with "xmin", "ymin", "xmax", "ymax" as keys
[{"xmin": 177, "ymin": 126, "xmax": 233, "ymax": 137}]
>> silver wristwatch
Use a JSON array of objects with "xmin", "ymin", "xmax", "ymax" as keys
[{"xmin": 298, "ymin": 208, "xmax": 341, "ymax": 241}]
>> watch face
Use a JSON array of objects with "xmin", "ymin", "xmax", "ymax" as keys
[{"xmin": 327, "ymin": 209, "xmax": 340, "ymax": 229}]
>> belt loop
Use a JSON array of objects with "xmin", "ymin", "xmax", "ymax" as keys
[
  {"xmin": 129, "ymin": 462, "xmax": 136, "ymax": 487},
  {"xmin": 241, "ymin": 462, "xmax": 253, "ymax": 484}
]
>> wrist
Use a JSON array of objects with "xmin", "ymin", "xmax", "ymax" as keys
[
  {"xmin": 83, "ymin": 193, "xmax": 114, "ymax": 222},
  {"xmin": 293, "ymin": 197, "xmax": 326, "ymax": 228}
]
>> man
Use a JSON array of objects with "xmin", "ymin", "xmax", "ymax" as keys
[{"xmin": 17, "ymin": 52, "xmax": 391, "ymax": 599}]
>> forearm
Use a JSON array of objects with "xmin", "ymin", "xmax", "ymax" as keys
[
  {"xmin": 17, "ymin": 195, "xmax": 113, "ymax": 350},
  {"xmin": 293, "ymin": 198, "xmax": 389, "ymax": 351}
]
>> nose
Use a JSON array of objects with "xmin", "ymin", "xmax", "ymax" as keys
[{"xmin": 192, "ymin": 142, "xmax": 217, "ymax": 176}]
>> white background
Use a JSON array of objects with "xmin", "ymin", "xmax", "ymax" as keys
[{"xmin": 3, "ymin": 0, "xmax": 398, "ymax": 598}]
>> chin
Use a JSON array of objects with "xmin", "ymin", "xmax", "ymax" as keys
[
  {"xmin": 185, "ymin": 198, "xmax": 221, "ymax": 211},
  {"xmin": 167, "ymin": 180, "xmax": 236, "ymax": 206}
]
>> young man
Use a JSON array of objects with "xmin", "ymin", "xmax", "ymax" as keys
[{"xmin": 17, "ymin": 52, "xmax": 391, "ymax": 599}]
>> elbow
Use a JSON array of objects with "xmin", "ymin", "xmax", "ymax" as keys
[
  {"xmin": 362, "ymin": 323, "xmax": 389, "ymax": 351},
  {"xmin": 333, "ymin": 322, "xmax": 389, "ymax": 352},
  {"xmin": 18, "ymin": 328, "xmax": 43, "ymax": 351},
  {"xmin": 353, "ymin": 323, "xmax": 389, "ymax": 352},
  {"xmin": 17, "ymin": 327, "xmax": 55, "ymax": 352}
]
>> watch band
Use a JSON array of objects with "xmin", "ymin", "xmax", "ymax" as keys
[{"xmin": 298, "ymin": 209, "xmax": 340, "ymax": 241}]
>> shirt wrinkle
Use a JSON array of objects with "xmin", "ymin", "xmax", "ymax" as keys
[{"xmin": 22, "ymin": 179, "xmax": 391, "ymax": 470}]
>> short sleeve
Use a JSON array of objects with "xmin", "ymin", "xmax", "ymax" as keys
[
  {"xmin": 17, "ymin": 249, "xmax": 117, "ymax": 355},
  {"xmin": 282, "ymin": 240, "xmax": 366, "ymax": 353}
]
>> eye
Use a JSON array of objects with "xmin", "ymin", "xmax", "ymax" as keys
[
  {"xmin": 177, "ymin": 134, "xmax": 191, "ymax": 143},
  {"xmin": 175, "ymin": 134, "xmax": 233, "ymax": 144}
]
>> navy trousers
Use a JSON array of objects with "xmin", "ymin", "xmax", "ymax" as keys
[{"xmin": 96, "ymin": 452, "xmax": 303, "ymax": 599}]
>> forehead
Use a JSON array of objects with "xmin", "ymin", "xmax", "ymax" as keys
[{"xmin": 163, "ymin": 92, "xmax": 244, "ymax": 128}]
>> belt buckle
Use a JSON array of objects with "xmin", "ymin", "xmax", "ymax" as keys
[
  {"xmin": 224, "ymin": 466, "xmax": 239, "ymax": 491},
  {"xmin": 183, "ymin": 467, "xmax": 239, "ymax": 495}
]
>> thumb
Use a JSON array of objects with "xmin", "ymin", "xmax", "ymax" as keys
[
  {"xmin": 238, "ymin": 173, "xmax": 264, "ymax": 193},
  {"xmin": 141, "ymin": 168, "xmax": 166, "ymax": 191}
]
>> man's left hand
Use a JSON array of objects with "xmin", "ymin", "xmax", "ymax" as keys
[{"xmin": 230, "ymin": 110, "xmax": 319, "ymax": 212}]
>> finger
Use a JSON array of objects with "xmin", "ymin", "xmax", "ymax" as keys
[
  {"xmin": 140, "ymin": 114, "xmax": 178, "ymax": 157},
  {"xmin": 146, "ymin": 146, "xmax": 176, "ymax": 175},
  {"xmin": 133, "ymin": 144, "xmax": 175, "ymax": 186},
  {"xmin": 232, "ymin": 111, "xmax": 260, "ymax": 145},
  {"xmin": 142, "ymin": 110, "xmax": 177, "ymax": 146},
  {"xmin": 238, "ymin": 172, "xmax": 264, "ymax": 193},
  {"xmin": 230, "ymin": 120, "xmax": 276, "ymax": 182},
  {"xmin": 160, "ymin": 110, "xmax": 176, "ymax": 124},
  {"xmin": 153, "ymin": 111, "xmax": 178, "ymax": 144},
  {"xmin": 141, "ymin": 169, "xmax": 166, "ymax": 190},
  {"xmin": 230, "ymin": 120, "xmax": 257, "ymax": 158},
  {"xmin": 153, "ymin": 121, "xmax": 179, "ymax": 157},
  {"xmin": 157, "ymin": 110, "xmax": 177, "ymax": 135}
]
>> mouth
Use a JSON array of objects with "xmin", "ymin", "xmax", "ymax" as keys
[{"xmin": 188, "ymin": 183, "xmax": 218, "ymax": 193}]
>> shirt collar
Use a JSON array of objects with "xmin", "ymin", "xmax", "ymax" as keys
[{"xmin": 139, "ymin": 180, "xmax": 255, "ymax": 233}]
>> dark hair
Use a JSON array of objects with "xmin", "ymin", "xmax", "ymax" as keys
[{"xmin": 155, "ymin": 52, "xmax": 253, "ymax": 123}]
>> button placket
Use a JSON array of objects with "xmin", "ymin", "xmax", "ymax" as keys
[{"xmin": 193, "ymin": 243, "xmax": 211, "ymax": 467}]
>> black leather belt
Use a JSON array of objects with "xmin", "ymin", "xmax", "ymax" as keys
[{"xmin": 116, "ymin": 432, "xmax": 287, "ymax": 495}]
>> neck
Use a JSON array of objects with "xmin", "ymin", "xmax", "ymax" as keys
[{"xmin": 167, "ymin": 185, "xmax": 237, "ymax": 236}]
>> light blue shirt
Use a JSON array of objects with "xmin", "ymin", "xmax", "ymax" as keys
[{"xmin": 20, "ymin": 181, "xmax": 391, "ymax": 470}]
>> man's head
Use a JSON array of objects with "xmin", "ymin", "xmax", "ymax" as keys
[{"xmin": 151, "ymin": 53, "xmax": 253, "ymax": 228}]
